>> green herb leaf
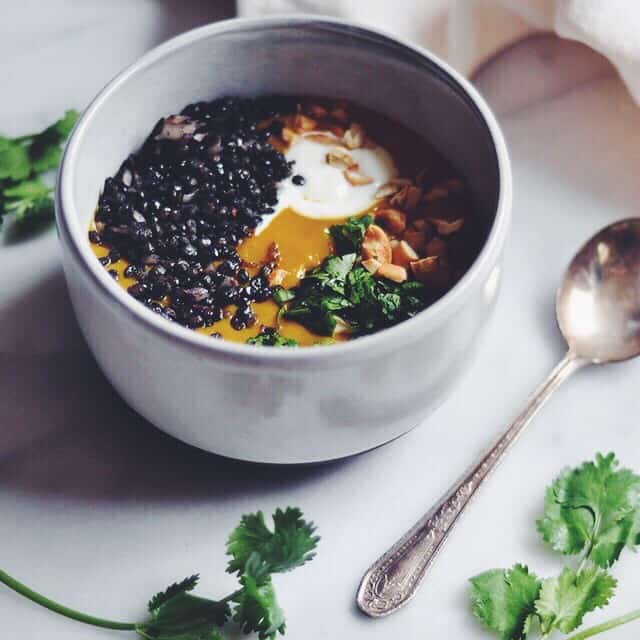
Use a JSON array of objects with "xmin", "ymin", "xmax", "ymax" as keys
[
  {"xmin": 344, "ymin": 266, "xmax": 425, "ymax": 333},
  {"xmin": 329, "ymin": 214, "xmax": 373, "ymax": 254},
  {"xmin": 285, "ymin": 290, "xmax": 351, "ymax": 335},
  {"xmin": 139, "ymin": 596, "xmax": 229, "ymax": 639},
  {"xmin": 246, "ymin": 330, "xmax": 298, "ymax": 347},
  {"xmin": 148, "ymin": 576, "xmax": 200, "ymax": 613},
  {"xmin": 52, "ymin": 109, "xmax": 80, "ymax": 138},
  {"xmin": 140, "ymin": 582, "xmax": 230, "ymax": 640},
  {"xmin": 537, "ymin": 452, "xmax": 640, "ymax": 567},
  {"xmin": 30, "ymin": 145, "xmax": 62, "ymax": 174},
  {"xmin": 0, "ymin": 137, "xmax": 31, "ymax": 181},
  {"xmin": 535, "ymin": 566, "xmax": 616, "ymax": 634},
  {"xmin": 139, "ymin": 629, "xmax": 223, "ymax": 640},
  {"xmin": 0, "ymin": 110, "xmax": 78, "ymax": 232},
  {"xmin": 3, "ymin": 178, "xmax": 54, "ymax": 223},
  {"xmin": 469, "ymin": 564, "xmax": 542, "ymax": 640},
  {"xmin": 28, "ymin": 109, "xmax": 79, "ymax": 172},
  {"xmin": 303, "ymin": 253, "xmax": 357, "ymax": 296},
  {"xmin": 227, "ymin": 507, "xmax": 319, "ymax": 578},
  {"xmin": 232, "ymin": 574, "xmax": 285, "ymax": 640},
  {"xmin": 272, "ymin": 287, "xmax": 296, "ymax": 306},
  {"xmin": 284, "ymin": 255, "xmax": 357, "ymax": 335}
]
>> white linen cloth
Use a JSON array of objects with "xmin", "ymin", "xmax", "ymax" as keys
[{"xmin": 237, "ymin": 0, "xmax": 640, "ymax": 104}]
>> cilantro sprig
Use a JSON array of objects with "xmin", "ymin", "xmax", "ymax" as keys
[
  {"xmin": 0, "ymin": 506, "xmax": 319, "ymax": 640},
  {"xmin": 0, "ymin": 110, "xmax": 78, "ymax": 230},
  {"xmin": 469, "ymin": 453, "xmax": 640, "ymax": 640}
]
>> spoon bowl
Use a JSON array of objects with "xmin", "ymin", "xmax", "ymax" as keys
[{"xmin": 557, "ymin": 218, "xmax": 640, "ymax": 363}]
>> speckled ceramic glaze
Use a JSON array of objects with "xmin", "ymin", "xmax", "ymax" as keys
[{"xmin": 56, "ymin": 16, "xmax": 511, "ymax": 463}]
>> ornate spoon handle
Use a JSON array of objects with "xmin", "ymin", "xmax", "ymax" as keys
[{"xmin": 356, "ymin": 353, "xmax": 586, "ymax": 618}]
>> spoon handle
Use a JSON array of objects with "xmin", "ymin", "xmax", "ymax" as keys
[{"xmin": 356, "ymin": 352, "xmax": 587, "ymax": 618}]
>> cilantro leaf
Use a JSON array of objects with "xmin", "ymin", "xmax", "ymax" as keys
[
  {"xmin": 247, "ymin": 330, "xmax": 298, "ymax": 347},
  {"xmin": 0, "ymin": 138, "xmax": 31, "ymax": 181},
  {"xmin": 537, "ymin": 452, "xmax": 640, "ymax": 567},
  {"xmin": 0, "ymin": 110, "xmax": 78, "ymax": 232},
  {"xmin": 148, "ymin": 575, "xmax": 200, "ymax": 613},
  {"xmin": 272, "ymin": 287, "xmax": 295, "ymax": 306},
  {"xmin": 469, "ymin": 564, "xmax": 541, "ymax": 640},
  {"xmin": 30, "ymin": 145, "xmax": 62, "ymax": 174},
  {"xmin": 28, "ymin": 109, "xmax": 79, "ymax": 172},
  {"xmin": 51, "ymin": 109, "xmax": 79, "ymax": 138},
  {"xmin": 138, "ymin": 628, "xmax": 223, "ymax": 640},
  {"xmin": 535, "ymin": 566, "xmax": 616, "ymax": 634},
  {"xmin": 284, "ymin": 255, "xmax": 356, "ymax": 334},
  {"xmin": 227, "ymin": 507, "xmax": 319, "ymax": 578},
  {"xmin": 285, "ymin": 290, "xmax": 351, "ymax": 335},
  {"xmin": 343, "ymin": 267, "xmax": 426, "ymax": 333},
  {"xmin": 343, "ymin": 268, "xmax": 382, "ymax": 332},
  {"xmin": 232, "ymin": 574, "xmax": 285, "ymax": 640},
  {"xmin": 140, "ymin": 589, "xmax": 230, "ymax": 640},
  {"xmin": 302, "ymin": 253, "xmax": 357, "ymax": 296},
  {"xmin": 3, "ymin": 178, "xmax": 54, "ymax": 227},
  {"xmin": 329, "ymin": 214, "xmax": 373, "ymax": 254}
]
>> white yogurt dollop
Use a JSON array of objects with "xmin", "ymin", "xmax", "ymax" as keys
[{"xmin": 266, "ymin": 132, "xmax": 398, "ymax": 227}]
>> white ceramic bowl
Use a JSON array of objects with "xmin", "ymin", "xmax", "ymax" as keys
[{"xmin": 56, "ymin": 16, "xmax": 511, "ymax": 464}]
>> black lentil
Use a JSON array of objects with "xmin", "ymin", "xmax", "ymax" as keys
[
  {"xmin": 231, "ymin": 304, "xmax": 257, "ymax": 330},
  {"xmin": 124, "ymin": 264, "xmax": 141, "ymax": 279},
  {"xmin": 292, "ymin": 174, "xmax": 305, "ymax": 186},
  {"xmin": 92, "ymin": 96, "xmax": 295, "ymax": 329}
]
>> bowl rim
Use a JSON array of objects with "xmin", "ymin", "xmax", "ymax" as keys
[{"xmin": 56, "ymin": 14, "xmax": 512, "ymax": 369}]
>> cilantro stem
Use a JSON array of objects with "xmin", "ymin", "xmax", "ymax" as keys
[
  {"xmin": 576, "ymin": 555, "xmax": 588, "ymax": 576},
  {"xmin": 566, "ymin": 608, "xmax": 640, "ymax": 640},
  {"xmin": 578, "ymin": 512, "xmax": 602, "ymax": 575},
  {"xmin": 0, "ymin": 569, "xmax": 136, "ymax": 631}
]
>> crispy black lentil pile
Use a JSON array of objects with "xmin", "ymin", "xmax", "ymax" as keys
[{"xmin": 91, "ymin": 96, "xmax": 294, "ymax": 330}]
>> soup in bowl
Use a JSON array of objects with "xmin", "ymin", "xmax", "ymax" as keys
[
  {"xmin": 89, "ymin": 95, "xmax": 481, "ymax": 346},
  {"xmin": 56, "ymin": 17, "xmax": 511, "ymax": 463}
]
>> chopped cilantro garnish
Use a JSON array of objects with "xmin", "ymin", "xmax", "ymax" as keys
[
  {"xmin": 328, "ymin": 214, "xmax": 373, "ymax": 254},
  {"xmin": 272, "ymin": 287, "xmax": 296, "ymax": 306},
  {"xmin": 283, "ymin": 256, "xmax": 426, "ymax": 337}
]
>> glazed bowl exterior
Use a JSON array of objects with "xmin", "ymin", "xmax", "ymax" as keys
[{"xmin": 56, "ymin": 16, "xmax": 511, "ymax": 464}]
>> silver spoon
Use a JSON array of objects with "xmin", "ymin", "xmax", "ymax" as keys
[{"xmin": 357, "ymin": 217, "xmax": 640, "ymax": 618}]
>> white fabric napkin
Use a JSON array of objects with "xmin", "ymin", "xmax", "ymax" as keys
[{"xmin": 237, "ymin": 0, "xmax": 640, "ymax": 104}]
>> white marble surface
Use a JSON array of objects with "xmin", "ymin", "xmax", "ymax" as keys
[{"xmin": 2, "ymin": 3, "xmax": 640, "ymax": 639}]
